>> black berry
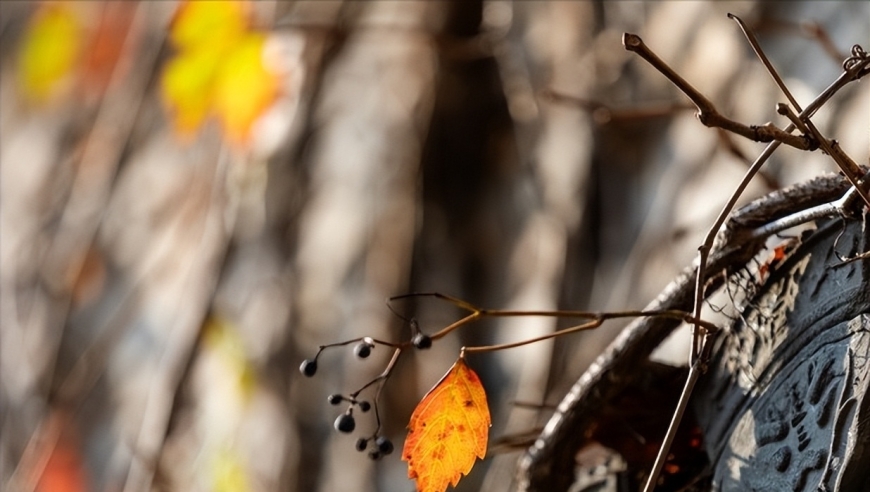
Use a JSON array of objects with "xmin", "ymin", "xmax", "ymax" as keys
[
  {"xmin": 299, "ymin": 359, "xmax": 318, "ymax": 377},
  {"xmin": 376, "ymin": 436, "xmax": 394, "ymax": 455},
  {"xmin": 412, "ymin": 333, "xmax": 432, "ymax": 349},
  {"xmin": 334, "ymin": 412, "xmax": 356, "ymax": 433},
  {"xmin": 354, "ymin": 342, "xmax": 372, "ymax": 359},
  {"xmin": 368, "ymin": 450, "xmax": 382, "ymax": 461},
  {"xmin": 355, "ymin": 438, "xmax": 368, "ymax": 452},
  {"xmin": 358, "ymin": 401, "xmax": 371, "ymax": 412},
  {"xmin": 328, "ymin": 394, "xmax": 343, "ymax": 405}
]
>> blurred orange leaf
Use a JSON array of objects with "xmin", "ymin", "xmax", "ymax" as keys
[
  {"xmin": 34, "ymin": 412, "xmax": 89, "ymax": 492},
  {"xmin": 161, "ymin": 0, "xmax": 279, "ymax": 145},
  {"xmin": 17, "ymin": 3, "xmax": 82, "ymax": 102},
  {"xmin": 402, "ymin": 358, "xmax": 490, "ymax": 492},
  {"xmin": 81, "ymin": 2, "xmax": 138, "ymax": 96}
]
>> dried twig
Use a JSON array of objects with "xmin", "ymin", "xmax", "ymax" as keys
[
  {"xmin": 728, "ymin": 14, "xmax": 870, "ymax": 209},
  {"xmin": 622, "ymin": 33, "xmax": 818, "ymax": 151}
]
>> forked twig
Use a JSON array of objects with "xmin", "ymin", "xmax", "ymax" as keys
[
  {"xmin": 728, "ymin": 14, "xmax": 870, "ymax": 209},
  {"xmin": 622, "ymin": 33, "xmax": 817, "ymax": 151}
]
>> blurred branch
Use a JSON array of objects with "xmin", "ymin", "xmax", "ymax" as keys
[
  {"xmin": 541, "ymin": 89, "xmax": 694, "ymax": 124},
  {"xmin": 41, "ymin": 1, "xmax": 164, "ymax": 394},
  {"xmin": 757, "ymin": 18, "xmax": 849, "ymax": 62}
]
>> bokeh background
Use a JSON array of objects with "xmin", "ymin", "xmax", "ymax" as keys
[{"xmin": 1, "ymin": 1, "xmax": 867, "ymax": 491}]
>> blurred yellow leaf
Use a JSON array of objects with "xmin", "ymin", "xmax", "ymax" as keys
[
  {"xmin": 17, "ymin": 3, "xmax": 82, "ymax": 102},
  {"xmin": 161, "ymin": 0, "xmax": 280, "ymax": 145},
  {"xmin": 162, "ymin": 46, "xmax": 225, "ymax": 136},
  {"xmin": 169, "ymin": 0, "xmax": 248, "ymax": 53},
  {"xmin": 213, "ymin": 33, "xmax": 279, "ymax": 143},
  {"xmin": 203, "ymin": 316, "xmax": 257, "ymax": 399},
  {"xmin": 212, "ymin": 448, "xmax": 251, "ymax": 492}
]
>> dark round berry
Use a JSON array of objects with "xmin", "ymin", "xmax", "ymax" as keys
[
  {"xmin": 328, "ymin": 394, "xmax": 343, "ymax": 405},
  {"xmin": 354, "ymin": 342, "xmax": 372, "ymax": 359},
  {"xmin": 299, "ymin": 359, "xmax": 318, "ymax": 377},
  {"xmin": 355, "ymin": 438, "xmax": 368, "ymax": 452},
  {"xmin": 368, "ymin": 450, "xmax": 382, "ymax": 461},
  {"xmin": 376, "ymin": 436, "xmax": 394, "ymax": 455},
  {"xmin": 334, "ymin": 412, "xmax": 356, "ymax": 433},
  {"xmin": 412, "ymin": 333, "xmax": 432, "ymax": 349},
  {"xmin": 357, "ymin": 401, "xmax": 371, "ymax": 412}
]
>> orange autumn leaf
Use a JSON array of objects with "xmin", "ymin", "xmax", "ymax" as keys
[
  {"xmin": 403, "ymin": 357, "xmax": 490, "ymax": 492},
  {"xmin": 161, "ymin": 0, "xmax": 279, "ymax": 145}
]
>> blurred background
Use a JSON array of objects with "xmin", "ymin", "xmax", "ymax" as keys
[{"xmin": 1, "ymin": 1, "xmax": 867, "ymax": 491}]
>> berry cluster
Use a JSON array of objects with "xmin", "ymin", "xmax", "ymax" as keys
[
  {"xmin": 299, "ymin": 324, "xmax": 432, "ymax": 461},
  {"xmin": 356, "ymin": 435, "xmax": 395, "ymax": 460}
]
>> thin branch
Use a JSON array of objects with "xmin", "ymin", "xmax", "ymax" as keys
[
  {"xmin": 728, "ymin": 14, "xmax": 803, "ymax": 114},
  {"xmin": 729, "ymin": 14, "xmax": 870, "ymax": 209},
  {"xmin": 716, "ymin": 129, "xmax": 780, "ymax": 190},
  {"xmin": 622, "ymin": 33, "xmax": 817, "ymax": 151},
  {"xmin": 642, "ymin": 354, "xmax": 705, "ymax": 492},
  {"xmin": 799, "ymin": 121, "xmax": 870, "ymax": 208},
  {"xmin": 462, "ymin": 310, "xmax": 717, "ymax": 354},
  {"xmin": 351, "ymin": 347, "xmax": 403, "ymax": 438},
  {"xmin": 776, "ymin": 103, "xmax": 810, "ymax": 134},
  {"xmin": 391, "ymin": 293, "xmax": 718, "ymax": 351},
  {"xmin": 746, "ymin": 169, "xmax": 870, "ymax": 241}
]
